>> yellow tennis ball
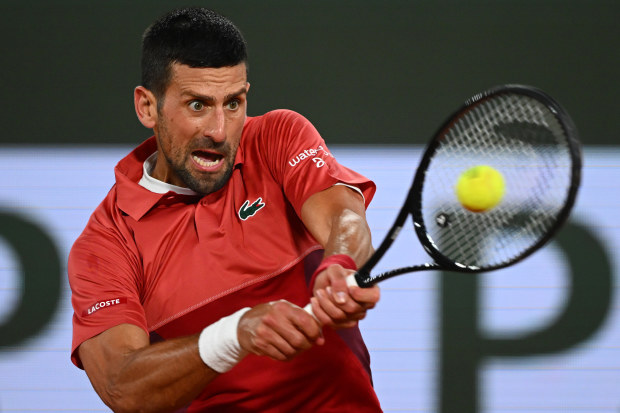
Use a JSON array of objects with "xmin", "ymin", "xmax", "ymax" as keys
[{"xmin": 456, "ymin": 165, "xmax": 505, "ymax": 212}]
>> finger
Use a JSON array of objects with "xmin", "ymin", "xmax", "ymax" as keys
[
  {"xmin": 240, "ymin": 301, "xmax": 320, "ymax": 360},
  {"xmin": 325, "ymin": 268, "xmax": 351, "ymax": 305},
  {"xmin": 328, "ymin": 285, "xmax": 369, "ymax": 315},
  {"xmin": 272, "ymin": 300, "xmax": 323, "ymax": 342},
  {"xmin": 322, "ymin": 268, "xmax": 372, "ymax": 314},
  {"xmin": 325, "ymin": 284, "xmax": 376, "ymax": 325},
  {"xmin": 311, "ymin": 295, "xmax": 360, "ymax": 329},
  {"xmin": 273, "ymin": 321, "xmax": 318, "ymax": 353},
  {"xmin": 249, "ymin": 325, "xmax": 298, "ymax": 360},
  {"xmin": 310, "ymin": 293, "xmax": 336, "ymax": 327},
  {"xmin": 265, "ymin": 301, "xmax": 323, "ymax": 351},
  {"xmin": 348, "ymin": 284, "xmax": 381, "ymax": 310},
  {"xmin": 316, "ymin": 287, "xmax": 364, "ymax": 328}
]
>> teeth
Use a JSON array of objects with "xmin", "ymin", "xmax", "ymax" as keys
[{"xmin": 193, "ymin": 154, "xmax": 221, "ymax": 168}]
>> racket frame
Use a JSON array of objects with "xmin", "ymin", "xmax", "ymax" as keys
[{"xmin": 354, "ymin": 85, "xmax": 582, "ymax": 287}]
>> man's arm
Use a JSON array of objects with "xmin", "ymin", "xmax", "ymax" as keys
[
  {"xmin": 79, "ymin": 323, "xmax": 215, "ymax": 413},
  {"xmin": 79, "ymin": 302, "xmax": 323, "ymax": 413},
  {"xmin": 300, "ymin": 184, "xmax": 380, "ymax": 328},
  {"xmin": 77, "ymin": 185, "xmax": 373, "ymax": 412}
]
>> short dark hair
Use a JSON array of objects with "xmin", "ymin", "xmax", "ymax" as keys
[{"xmin": 141, "ymin": 7, "xmax": 248, "ymax": 99}]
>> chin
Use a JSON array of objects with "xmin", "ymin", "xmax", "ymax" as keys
[{"xmin": 189, "ymin": 171, "xmax": 233, "ymax": 195}]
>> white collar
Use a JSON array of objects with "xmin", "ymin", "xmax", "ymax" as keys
[{"xmin": 138, "ymin": 152, "xmax": 199, "ymax": 196}]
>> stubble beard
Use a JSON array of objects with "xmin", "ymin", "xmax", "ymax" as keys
[
  {"xmin": 156, "ymin": 121, "xmax": 237, "ymax": 195},
  {"xmin": 174, "ymin": 154, "xmax": 235, "ymax": 195}
]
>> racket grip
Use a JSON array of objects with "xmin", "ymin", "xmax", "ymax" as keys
[{"xmin": 303, "ymin": 274, "xmax": 359, "ymax": 316}]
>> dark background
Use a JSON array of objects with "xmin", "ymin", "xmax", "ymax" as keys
[{"xmin": 1, "ymin": 0, "xmax": 617, "ymax": 146}]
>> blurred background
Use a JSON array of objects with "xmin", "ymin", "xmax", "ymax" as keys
[
  {"xmin": 0, "ymin": 1, "xmax": 618, "ymax": 412},
  {"xmin": 1, "ymin": 0, "xmax": 618, "ymax": 146}
]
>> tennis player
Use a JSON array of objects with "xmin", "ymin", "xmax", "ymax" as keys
[{"xmin": 68, "ymin": 7, "xmax": 382, "ymax": 412}]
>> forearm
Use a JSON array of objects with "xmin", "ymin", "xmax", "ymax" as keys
[
  {"xmin": 90, "ymin": 334, "xmax": 218, "ymax": 413},
  {"xmin": 83, "ymin": 304, "xmax": 319, "ymax": 413},
  {"xmin": 322, "ymin": 207, "xmax": 373, "ymax": 266},
  {"xmin": 81, "ymin": 308, "xmax": 252, "ymax": 413},
  {"xmin": 301, "ymin": 185, "xmax": 373, "ymax": 267},
  {"xmin": 301, "ymin": 185, "xmax": 380, "ymax": 326}
]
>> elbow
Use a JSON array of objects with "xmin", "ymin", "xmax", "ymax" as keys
[
  {"xmin": 102, "ymin": 382, "xmax": 183, "ymax": 413},
  {"xmin": 101, "ymin": 382, "xmax": 148, "ymax": 413}
]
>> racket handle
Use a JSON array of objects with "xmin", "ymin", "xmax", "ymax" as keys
[{"xmin": 303, "ymin": 274, "xmax": 359, "ymax": 316}]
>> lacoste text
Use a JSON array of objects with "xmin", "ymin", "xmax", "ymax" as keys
[{"xmin": 83, "ymin": 297, "xmax": 127, "ymax": 316}]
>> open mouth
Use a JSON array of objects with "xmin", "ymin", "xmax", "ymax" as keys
[{"xmin": 191, "ymin": 150, "xmax": 224, "ymax": 169}]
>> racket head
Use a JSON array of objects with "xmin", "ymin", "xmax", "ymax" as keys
[{"xmin": 408, "ymin": 84, "xmax": 582, "ymax": 273}]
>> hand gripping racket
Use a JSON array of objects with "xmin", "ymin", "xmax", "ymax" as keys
[{"xmin": 308, "ymin": 84, "xmax": 581, "ymax": 308}]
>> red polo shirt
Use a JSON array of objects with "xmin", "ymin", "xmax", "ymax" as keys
[{"xmin": 68, "ymin": 109, "xmax": 381, "ymax": 412}]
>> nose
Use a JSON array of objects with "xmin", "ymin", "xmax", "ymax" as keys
[{"xmin": 204, "ymin": 107, "xmax": 226, "ymax": 143}]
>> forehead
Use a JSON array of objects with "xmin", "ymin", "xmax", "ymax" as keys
[{"xmin": 167, "ymin": 63, "xmax": 248, "ymax": 97}]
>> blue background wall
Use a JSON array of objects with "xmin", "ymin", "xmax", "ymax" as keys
[{"xmin": 0, "ymin": 146, "xmax": 618, "ymax": 412}]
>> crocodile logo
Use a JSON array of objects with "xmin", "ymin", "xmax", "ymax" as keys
[{"xmin": 238, "ymin": 197, "xmax": 266, "ymax": 220}]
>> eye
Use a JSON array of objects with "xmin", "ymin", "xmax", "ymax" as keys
[
  {"xmin": 226, "ymin": 100, "xmax": 240, "ymax": 111},
  {"xmin": 189, "ymin": 101, "xmax": 204, "ymax": 111}
]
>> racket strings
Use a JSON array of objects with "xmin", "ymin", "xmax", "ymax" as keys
[{"xmin": 420, "ymin": 93, "xmax": 574, "ymax": 269}]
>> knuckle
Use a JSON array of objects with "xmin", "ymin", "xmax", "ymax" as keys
[
  {"xmin": 270, "ymin": 300, "xmax": 290, "ymax": 313},
  {"xmin": 281, "ymin": 343, "xmax": 301, "ymax": 359},
  {"xmin": 289, "ymin": 335, "xmax": 306, "ymax": 349},
  {"xmin": 272, "ymin": 351, "xmax": 288, "ymax": 362},
  {"xmin": 261, "ymin": 309, "xmax": 283, "ymax": 328},
  {"xmin": 252, "ymin": 326, "xmax": 273, "ymax": 349}
]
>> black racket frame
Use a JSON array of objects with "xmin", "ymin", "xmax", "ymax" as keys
[{"xmin": 354, "ymin": 84, "xmax": 582, "ymax": 287}]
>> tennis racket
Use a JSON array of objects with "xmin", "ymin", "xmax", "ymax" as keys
[{"xmin": 308, "ymin": 84, "xmax": 581, "ymax": 303}]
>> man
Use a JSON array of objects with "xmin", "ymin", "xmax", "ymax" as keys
[{"xmin": 69, "ymin": 7, "xmax": 382, "ymax": 412}]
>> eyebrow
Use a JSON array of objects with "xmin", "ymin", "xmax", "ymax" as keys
[{"xmin": 182, "ymin": 86, "xmax": 248, "ymax": 103}]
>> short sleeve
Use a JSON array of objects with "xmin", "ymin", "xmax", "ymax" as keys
[
  {"xmin": 68, "ymin": 211, "xmax": 147, "ymax": 368},
  {"xmin": 255, "ymin": 110, "xmax": 376, "ymax": 216}
]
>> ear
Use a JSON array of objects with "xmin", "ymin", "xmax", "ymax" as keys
[{"xmin": 134, "ymin": 86, "xmax": 158, "ymax": 129}]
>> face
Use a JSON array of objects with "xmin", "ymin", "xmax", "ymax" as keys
[{"xmin": 150, "ymin": 63, "xmax": 249, "ymax": 194}]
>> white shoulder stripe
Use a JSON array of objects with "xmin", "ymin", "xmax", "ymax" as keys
[{"xmin": 334, "ymin": 182, "xmax": 365, "ymax": 203}]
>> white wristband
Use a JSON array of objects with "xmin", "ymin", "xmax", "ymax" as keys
[{"xmin": 198, "ymin": 307, "xmax": 251, "ymax": 373}]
